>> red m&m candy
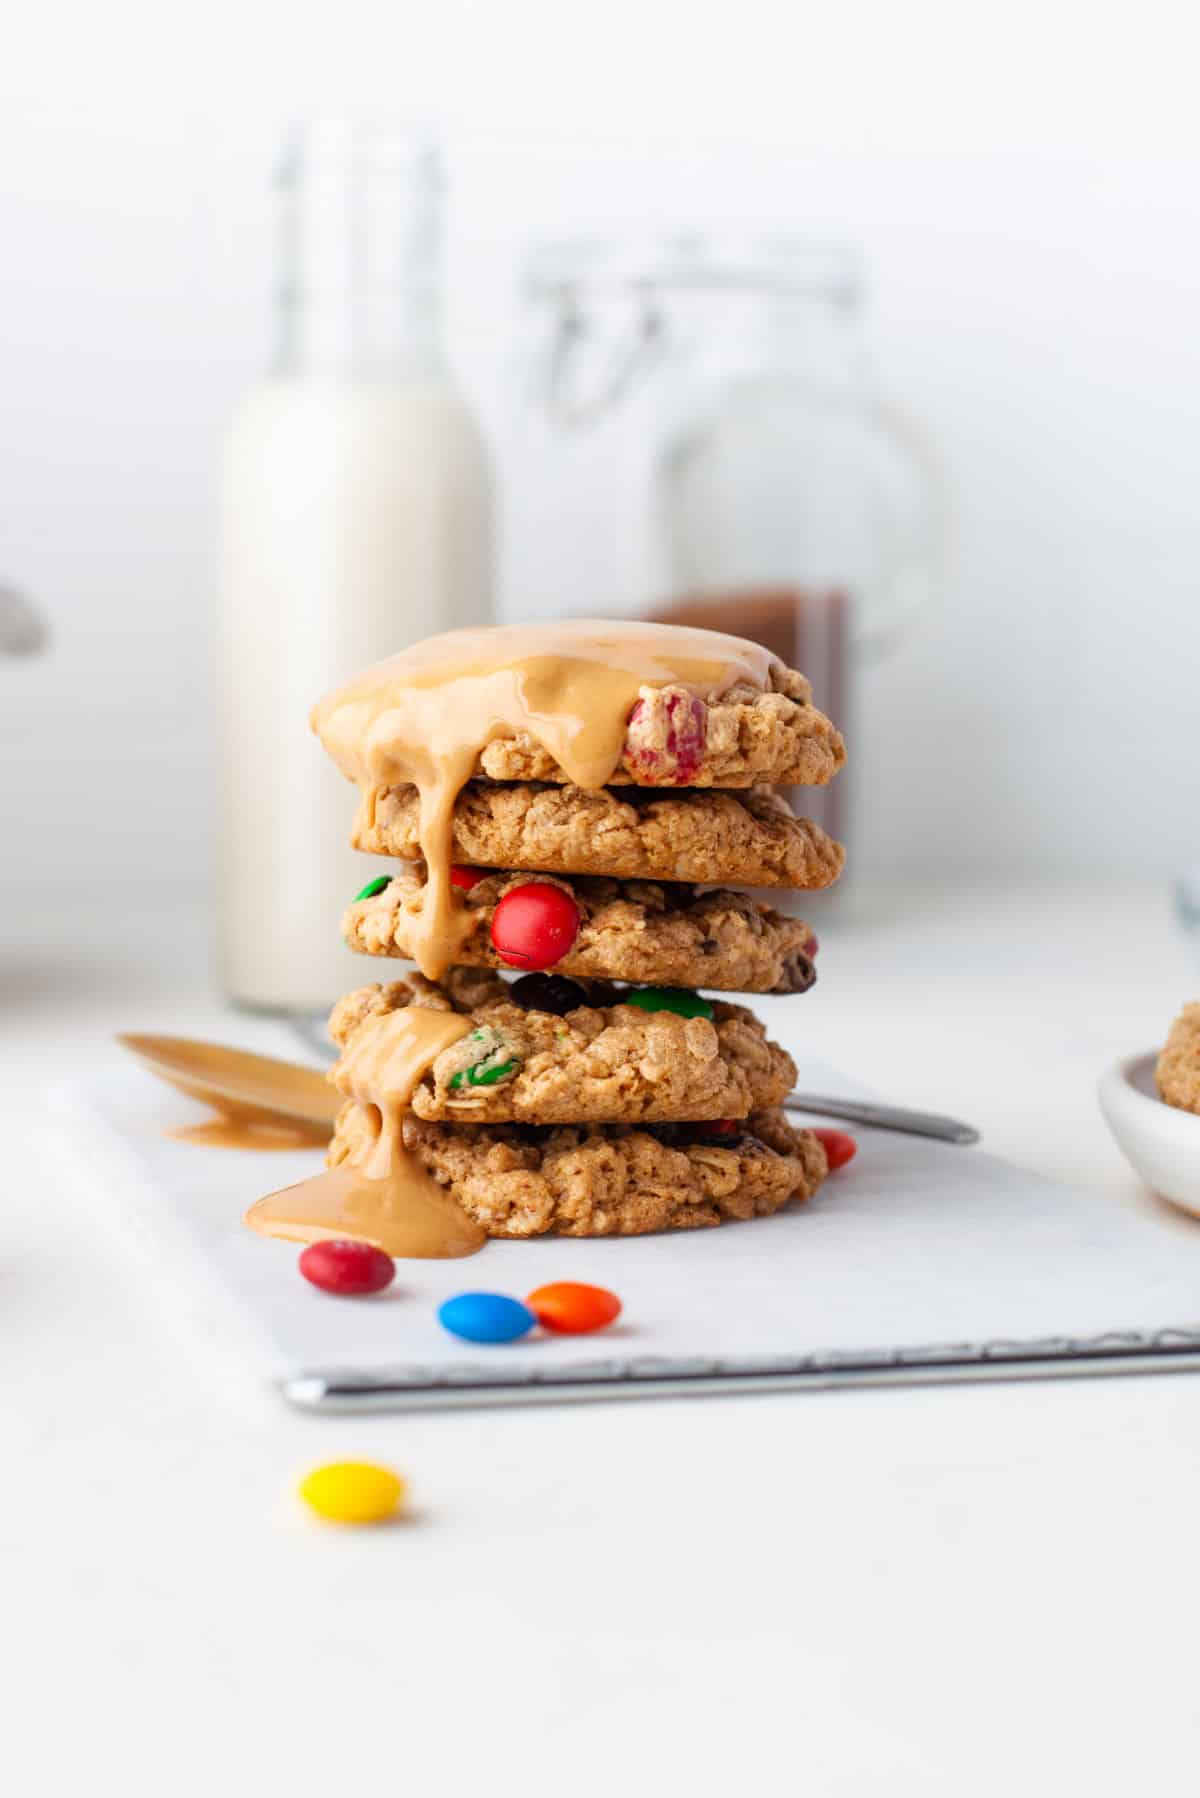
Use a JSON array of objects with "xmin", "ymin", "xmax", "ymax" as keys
[
  {"xmin": 526, "ymin": 1281, "xmax": 622, "ymax": 1335},
  {"xmin": 810, "ymin": 1127, "xmax": 857, "ymax": 1171},
  {"xmin": 299, "ymin": 1239, "xmax": 396, "ymax": 1296},
  {"xmin": 693, "ymin": 1119, "xmax": 740, "ymax": 1137},
  {"xmin": 490, "ymin": 883, "xmax": 580, "ymax": 970},
  {"xmin": 451, "ymin": 865, "xmax": 486, "ymax": 891}
]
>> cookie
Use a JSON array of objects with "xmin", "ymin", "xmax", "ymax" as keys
[
  {"xmin": 471, "ymin": 670, "xmax": 844, "ymax": 789},
  {"xmin": 316, "ymin": 632, "xmax": 844, "ymax": 792},
  {"xmin": 329, "ymin": 973, "xmax": 797, "ymax": 1124},
  {"xmin": 353, "ymin": 782, "xmax": 845, "ymax": 890},
  {"xmin": 329, "ymin": 1102, "xmax": 828, "ymax": 1236},
  {"xmin": 344, "ymin": 867, "xmax": 817, "ymax": 995},
  {"xmin": 1156, "ymin": 1002, "xmax": 1200, "ymax": 1114}
]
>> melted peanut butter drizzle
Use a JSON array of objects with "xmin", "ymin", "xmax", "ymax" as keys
[
  {"xmin": 313, "ymin": 620, "xmax": 780, "ymax": 980},
  {"xmin": 328, "ymin": 1006, "xmax": 473, "ymax": 1180},
  {"xmin": 244, "ymin": 1005, "xmax": 487, "ymax": 1259}
]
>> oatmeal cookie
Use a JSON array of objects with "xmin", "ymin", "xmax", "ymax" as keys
[
  {"xmin": 353, "ymin": 782, "xmax": 844, "ymax": 890},
  {"xmin": 344, "ymin": 867, "xmax": 817, "ymax": 995},
  {"xmin": 1156, "ymin": 1003, "xmax": 1200, "ymax": 1114},
  {"xmin": 329, "ymin": 1102, "xmax": 828, "ymax": 1236},
  {"xmin": 329, "ymin": 972, "xmax": 796, "ymax": 1124}
]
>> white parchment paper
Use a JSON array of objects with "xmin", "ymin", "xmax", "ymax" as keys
[{"xmin": 52, "ymin": 1055, "xmax": 1200, "ymax": 1402}]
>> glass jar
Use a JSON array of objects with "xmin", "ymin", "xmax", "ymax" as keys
[{"xmin": 510, "ymin": 235, "xmax": 944, "ymax": 855}]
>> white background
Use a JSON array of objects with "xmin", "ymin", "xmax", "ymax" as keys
[{"xmin": 3, "ymin": 0, "xmax": 1200, "ymax": 896}]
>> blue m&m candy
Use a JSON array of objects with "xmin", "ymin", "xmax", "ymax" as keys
[{"xmin": 438, "ymin": 1291, "xmax": 536, "ymax": 1344}]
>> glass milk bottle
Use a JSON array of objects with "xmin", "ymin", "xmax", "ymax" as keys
[{"xmin": 219, "ymin": 122, "xmax": 493, "ymax": 1011}]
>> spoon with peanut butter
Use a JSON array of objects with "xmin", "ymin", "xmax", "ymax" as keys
[{"xmin": 116, "ymin": 1034, "xmax": 341, "ymax": 1151}]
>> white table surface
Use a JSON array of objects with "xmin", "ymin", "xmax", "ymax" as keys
[{"xmin": 6, "ymin": 878, "xmax": 1200, "ymax": 1794}]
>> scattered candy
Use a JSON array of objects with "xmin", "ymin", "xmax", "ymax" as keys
[
  {"xmin": 509, "ymin": 972, "xmax": 589, "ymax": 1015},
  {"xmin": 526, "ymin": 1281, "xmax": 622, "ymax": 1335},
  {"xmin": 804, "ymin": 931, "xmax": 819, "ymax": 958},
  {"xmin": 354, "ymin": 875, "xmax": 392, "ymax": 902},
  {"xmin": 625, "ymin": 688, "xmax": 707, "ymax": 784},
  {"xmin": 625, "ymin": 985, "xmax": 714, "ymax": 1022},
  {"xmin": 490, "ymin": 883, "xmax": 581, "ymax": 971},
  {"xmin": 299, "ymin": 1461, "xmax": 405, "ymax": 1525},
  {"xmin": 299, "ymin": 1238, "xmax": 396, "ymax": 1296},
  {"xmin": 451, "ymin": 865, "xmax": 486, "ymax": 890},
  {"xmin": 811, "ymin": 1127, "xmax": 857, "ymax": 1171},
  {"xmin": 438, "ymin": 1291, "xmax": 536, "ymax": 1344}
]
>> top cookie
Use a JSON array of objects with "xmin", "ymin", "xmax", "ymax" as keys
[
  {"xmin": 1156, "ymin": 1002, "xmax": 1200, "ymax": 1114},
  {"xmin": 313, "ymin": 620, "xmax": 844, "ymax": 793}
]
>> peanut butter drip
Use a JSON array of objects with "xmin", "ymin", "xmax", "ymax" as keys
[
  {"xmin": 328, "ymin": 1006, "xmax": 473, "ymax": 1179},
  {"xmin": 312, "ymin": 620, "xmax": 780, "ymax": 978},
  {"xmin": 117, "ymin": 1034, "xmax": 341, "ymax": 1149},
  {"xmin": 243, "ymin": 1005, "xmax": 486, "ymax": 1259},
  {"xmin": 242, "ymin": 1162, "xmax": 486, "ymax": 1259}
]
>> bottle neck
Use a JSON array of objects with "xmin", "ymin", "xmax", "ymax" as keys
[{"xmin": 274, "ymin": 121, "xmax": 444, "ymax": 377}]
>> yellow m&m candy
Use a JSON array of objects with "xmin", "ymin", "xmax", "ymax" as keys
[{"xmin": 299, "ymin": 1461, "xmax": 405, "ymax": 1525}]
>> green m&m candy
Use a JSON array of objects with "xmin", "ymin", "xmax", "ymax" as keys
[
  {"xmin": 354, "ymin": 875, "xmax": 392, "ymax": 903},
  {"xmin": 448, "ymin": 1028, "xmax": 520, "ymax": 1090},
  {"xmin": 625, "ymin": 986, "xmax": 714, "ymax": 1022},
  {"xmin": 450, "ymin": 1058, "xmax": 519, "ymax": 1090}
]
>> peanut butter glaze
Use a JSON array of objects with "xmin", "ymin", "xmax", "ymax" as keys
[
  {"xmin": 243, "ymin": 1004, "xmax": 486, "ymax": 1258},
  {"xmin": 312, "ymin": 620, "xmax": 781, "ymax": 979}
]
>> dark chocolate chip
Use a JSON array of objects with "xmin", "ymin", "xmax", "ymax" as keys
[
  {"xmin": 508, "ymin": 972, "xmax": 590, "ymax": 1016},
  {"xmin": 650, "ymin": 1121, "xmax": 746, "ymax": 1149}
]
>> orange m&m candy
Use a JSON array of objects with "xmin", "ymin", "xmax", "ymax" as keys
[{"xmin": 526, "ymin": 1281, "xmax": 621, "ymax": 1335}]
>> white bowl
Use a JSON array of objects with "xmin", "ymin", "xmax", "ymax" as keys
[{"xmin": 1098, "ymin": 1051, "xmax": 1200, "ymax": 1218}]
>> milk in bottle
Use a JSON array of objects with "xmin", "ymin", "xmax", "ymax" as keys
[{"xmin": 218, "ymin": 122, "xmax": 492, "ymax": 1010}]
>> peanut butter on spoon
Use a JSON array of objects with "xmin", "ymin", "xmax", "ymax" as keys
[{"xmin": 116, "ymin": 1034, "xmax": 340, "ymax": 1151}]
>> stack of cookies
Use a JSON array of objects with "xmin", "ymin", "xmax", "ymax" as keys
[{"xmin": 311, "ymin": 621, "xmax": 848, "ymax": 1241}]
